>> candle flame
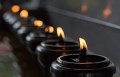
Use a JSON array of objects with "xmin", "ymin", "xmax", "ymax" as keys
[
  {"xmin": 45, "ymin": 27, "xmax": 49, "ymax": 32},
  {"xmin": 45, "ymin": 26, "xmax": 54, "ymax": 33},
  {"xmin": 34, "ymin": 20, "xmax": 43, "ymax": 27},
  {"xmin": 11, "ymin": 5, "xmax": 20, "ymax": 13},
  {"xmin": 57, "ymin": 27, "xmax": 65, "ymax": 39},
  {"xmin": 20, "ymin": 10, "xmax": 28, "ymax": 18},
  {"xmin": 79, "ymin": 38, "xmax": 88, "ymax": 49}
]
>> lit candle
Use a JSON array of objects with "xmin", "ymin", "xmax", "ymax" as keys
[
  {"xmin": 12, "ymin": 9, "xmax": 36, "ymax": 31},
  {"xmin": 3, "ymin": 5, "xmax": 21, "ymax": 25},
  {"xmin": 34, "ymin": 20, "xmax": 44, "ymax": 28},
  {"xmin": 20, "ymin": 9, "xmax": 28, "ymax": 19},
  {"xmin": 36, "ymin": 28, "xmax": 80, "ymax": 77},
  {"xmin": 12, "ymin": 9, "xmax": 29, "ymax": 30},
  {"xmin": 16, "ymin": 19, "xmax": 45, "ymax": 41},
  {"xmin": 26, "ymin": 26, "xmax": 57, "ymax": 53},
  {"xmin": 36, "ymin": 27, "xmax": 80, "ymax": 68},
  {"xmin": 45, "ymin": 26, "xmax": 55, "ymax": 34},
  {"xmin": 51, "ymin": 38, "xmax": 116, "ymax": 77}
]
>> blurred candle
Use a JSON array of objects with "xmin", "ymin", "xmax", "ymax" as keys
[
  {"xmin": 3, "ymin": 5, "xmax": 21, "ymax": 25},
  {"xmin": 20, "ymin": 9, "xmax": 28, "ymax": 19},
  {"xmin": 11, "ymin": 5, "xmax": 20, "ymax": 13}
]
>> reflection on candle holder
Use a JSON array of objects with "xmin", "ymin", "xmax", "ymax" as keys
[
  {"xmin": 3, "ymin": 5, "xmax": 21, "ymax": 25},
  {"xmin": 51, "ymin": 54, "xmax": 116, "ymax": 77},
  {"xmin": 17, "ymin": 25, "xmax": 39, "ymax": 41}
]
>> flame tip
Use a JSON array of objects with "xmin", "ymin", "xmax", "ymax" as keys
[
  {"xmin": 57, "ymin": 27, "xmax": 65, "ymax": 39},
  {"xmin": 79, "ymin": 37, "xmax": 88, "ymax": 50}
]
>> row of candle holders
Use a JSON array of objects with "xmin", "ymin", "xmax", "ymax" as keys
[{"xmin": 3, "ymin": 5, "xmax": 116, "ymax": 77}]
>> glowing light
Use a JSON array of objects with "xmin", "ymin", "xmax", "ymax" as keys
[
  {"xmin": 57, "ymin": 27, "xmax": 65, "ymax": 39},
  {"xmin": 34, "ymin": 20, "xmax": 43, "ymax": 27},
  {"xmin": 20, "ymin": 10, "xmax": 28, "ymax": 18},
  {"xmin": 103, "ymin": 7, "xmax": 112, "ymax": 17},
  {"xmin": 79, "ymin": 38, "xmax": 88, "ymax": 50},
  {"xmin": 11, "ymin": 5, "xmax": 20, "ymax": 13},
  {"xmin": 45, "ymin": 26, "xmax": 54, "ymax": 33}
]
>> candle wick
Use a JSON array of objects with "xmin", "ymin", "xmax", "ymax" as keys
[
  {"xmin": 59, "ymin": 34, "xmax": 65, "ymax": 45},
  {"xmin": 78, "ymin": 48, "xmax": 87, "ymax": 63}
]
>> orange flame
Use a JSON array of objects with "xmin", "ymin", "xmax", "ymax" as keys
[
  {"xmin": 57, "ymin": 27, "xmax": 65, "ymax": 39},
  {"xmin": 20, "ymin": 10, "xmax": 28, "ymax": 18},
  {"xmin": 11, "ymin": 5, "xmax": 20, "ymax": 13},
  {"xmin": 79, "ymin": 38, "xmax": 88, "ymax": 49},
  {"xmin": 45, "ymin": 26, "xmax": 54, "ymax": 33},
  {"xmin": 45, "ymin": 27, "xmax": 49, "ymax": 33},
  {"xmin": 34, "ymin": 20, "xmax": 43, "ymax": 27}
]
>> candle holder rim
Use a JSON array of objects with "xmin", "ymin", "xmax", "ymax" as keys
[
  {"xmin": 26, "ymin": 33, "xmax": 58, "ymax": 42},
  {"xmin": 57, "ymin": 54, "xmax": 110, "ymax": 65},
  {"xmin": 36, "ymin": 45, "xmax": 80, "ymax": 52},
  {"xmin": 41, "ymin": 40, "xmax": 79, "ymax": 47},
  {"xmin": 29, "ymin": 31, "xmax": 57, "ymax": 37}
]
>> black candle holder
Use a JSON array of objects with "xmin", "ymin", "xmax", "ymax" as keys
[
  {"xmin": 26, "ymin": 31, "xmax": 58, "ymax": 53},
  {"xmin": 3, "ymin": 12, "xmax": 19, "ymax": 25},
  {"xmin": 36, "ymin": 40, "xmax": 80, "ymax": 69},
  {"xmin": 51, "ymin": 54, "xmax": 116, "ymax": 77},
  {"xmin": 17, "ymin": 25, "xmax": 39, "ymax": 41}
]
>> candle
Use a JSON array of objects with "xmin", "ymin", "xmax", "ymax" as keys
[
  {"xmin": 12, "ymin": 9, "xmax": 35, "ymax": 31},
  {"xmin": 12, "ymin": 9, "xmax": 28, "ymax": 30},
  {"xmin": 51, "ymin": 38, "xmax": 116, "ymax": 77},
  {"xmin": 36, "ymin": 27, "xmax": 80, "ymax": 68},
  {"xmin": 36, "ymin": 27, "xmax": 80, "ymax": 77},
  {"xmin": 3, "ymin": 5, "xmax": 21, "ymax": 25},
  {"xmin": 17, "ymin": 19, "xmax": 44, "ymax": 41},
  {"xmin": 11, "ymin": 5, "xmax": 20, "ymax": 13},
  {"xmin": 78, "ymin": 38, "xmax": 88, "ymax": 63},
  {"xmin": 26, "ymin": 26, "xmax": 57, "ymax": 53}
]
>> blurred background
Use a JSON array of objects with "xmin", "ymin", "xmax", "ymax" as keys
[{"xmin": 0, "ymin": 0, "xmax": 120, "ymax": 76}]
